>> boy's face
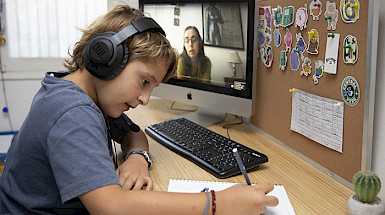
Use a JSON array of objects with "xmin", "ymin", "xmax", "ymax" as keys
[{"xmin": 96, "ymin": 59, "xmax": 167, "ymax": 118}]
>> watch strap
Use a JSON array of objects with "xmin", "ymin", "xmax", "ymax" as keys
[{"xmin": 124, "ymin": 150, "xmax": 152, "ymax": 167}]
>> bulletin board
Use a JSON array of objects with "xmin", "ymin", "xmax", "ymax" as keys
[{"xmin": 251, "ymin": 0, "xmax": 379, "ymax": 183}]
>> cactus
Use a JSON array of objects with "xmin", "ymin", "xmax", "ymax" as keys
[{"xmin": 353, "ymin": 171, "xmax": 382, "ymax": 204}]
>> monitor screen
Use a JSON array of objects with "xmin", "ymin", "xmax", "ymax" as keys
[{"xmin": 140, "ymin": 0, "xmax": 255, "ymax": 126}]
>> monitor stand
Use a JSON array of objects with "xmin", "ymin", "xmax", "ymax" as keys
[{"xmin": 168, "ymin": 107, "xmax": 226, "ymax": 127}]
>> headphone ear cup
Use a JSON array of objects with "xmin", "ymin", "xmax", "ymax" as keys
[
  {"xmin": 85, "ymin": 32, "xmax": 129, "ymax": 80},
  {"xmin": 105, "ymin": 42, "xmax": 129, "ymax": 80}
]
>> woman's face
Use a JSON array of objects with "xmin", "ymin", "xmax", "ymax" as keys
[{"xmin": 184, "ymin": 29, "xmax": 200, "ymax": 59}]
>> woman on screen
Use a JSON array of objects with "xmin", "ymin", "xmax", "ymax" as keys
[{"xmin": 177, "ymin": 26, "xmax": 212, "ymax": 83}]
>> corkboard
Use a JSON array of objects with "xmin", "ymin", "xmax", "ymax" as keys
[{"xmin": 251, "ymin": 0, "xmax": 378, "ymax": 182}]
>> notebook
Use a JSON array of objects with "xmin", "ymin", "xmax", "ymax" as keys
[{"xmin": 168, "ymin": 179, "xmax": 295, "ymax": 215}]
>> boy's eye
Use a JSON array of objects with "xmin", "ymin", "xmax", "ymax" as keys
[{"xmin": 142, "ymin": 79, "xmax": 149, "ymax": 86}]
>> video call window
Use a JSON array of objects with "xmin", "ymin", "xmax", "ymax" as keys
[{"xmin": 143, "ymin": 2, "xmax": 249, "ymax": 91}]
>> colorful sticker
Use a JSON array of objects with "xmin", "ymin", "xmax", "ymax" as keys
[
  {"xmin": 295, "ymin": 33, "xmax": 307, "ymax": 55},
  {"xmin": 284, "ymin": 28, "xmax": 293, "ymax": 52},
  {"xmin": 264, "ymin": 45, "xmax": 273, "ymax": 67},
  {"xmin": 340, "ymin": 0, "xmax": 360, "ymax": 23},
  {"xmin": 257, "ymin": 30, "xmax": 266, "ymax": 45},
  {"xmin": 259, "ymin": 46, "xmax": 266, "ymax": 63},
  {"xmin": 324, "ymin": 1, "xmax": 339, "ymax": 31},
  {"xmin": 307, "ymin": 29, "xmax": 319, "ymax": 54},
  {"xmin": 343, "ymin": 35, "xmax": 358, "ymax": 64},
  {"xmin": 301, "ymin": 57, "xmax": 312, "ymax": 76},
  {"xmin": 324, "ymin": 33, "xmax": 340, "ymax": 74},
  {"xmin": 313, "ymin": 60, "xmax": 324, "ymax": 84},
  {"xmin": 295, "ymin": 4, "xmax": 308, "ymax": 30},
  {"xmin": 290, "ymin": 50, "xmax": 300, "ymax": 71},
  {"xmin": 265, "ymin": 7, "xmax": 272, "ymax": 29},
  {"xmin": 274, "ymin": 28, "xmax": 281, "ymax": 47},
  {"xmin": 282, "ymin": 6, "xmax": 295, "ymax": 27},
  {"xmin": 341, "ymin": 76, "xmax": 360, "ymax": 106},
  {"xmin": 259, "ymin": 6, "xmax": 271, "ymax": 28},
  {"xmin": 264, "ymin": 27, "xmax": 272, "ymax": 45},
  {"xmin": 310, "ymin": 0, "xmax": 322, "ymax": 20},
  {"xmin": 272, "ymin": 5, "xmax": 283, "ymax": 27},
  {"xmin": 280, "ymin": 50, "xmax": 287, "ymax": 70}
]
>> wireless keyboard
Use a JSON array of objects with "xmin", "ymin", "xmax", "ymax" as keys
[{"xmin": 145, "ymin": 118, "xmax": 268, "ymax": 179}]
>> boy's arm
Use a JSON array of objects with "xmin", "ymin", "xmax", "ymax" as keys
[
  {"xmin": 80, "ymin": 185, "xmax": 207, "ymax": 215},
  {"xmin": 79, "ymin": 182, "xmax": 279, "ymax": 215},
  {"xmin": 114, "ymin": 129, "xmax": 153, "ymax": 190}
]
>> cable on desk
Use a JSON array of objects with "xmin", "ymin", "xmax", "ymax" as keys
[
  {"xmin": 222, "ymin": 116, "xmax": 243, "ymax": 139},
  {"xmin": 170, "ymin": 101, "xmax": 198, "ymax": 112}
]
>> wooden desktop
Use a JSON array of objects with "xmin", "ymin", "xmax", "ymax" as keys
[{"xmin": 122, "ymin": 98, "xmax": 354, "ymax": 214}]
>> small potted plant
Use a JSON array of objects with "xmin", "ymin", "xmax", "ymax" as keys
[{"xmin": 347, "ymin": 170, "xmax": 385, "ymax": 215}]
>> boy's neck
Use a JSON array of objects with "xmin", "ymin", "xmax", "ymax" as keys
[{"xmin": 63, "ymin": 68, "xmax": 98, "ymax": 105}]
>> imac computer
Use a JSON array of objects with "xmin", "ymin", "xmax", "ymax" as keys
[{"xmin": 140, "ymin": 0, "xmax": 255, "ymax": 127}]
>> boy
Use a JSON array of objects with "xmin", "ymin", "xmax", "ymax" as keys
[{"xmin": 0, "ymin": 4, "xmax": 278, "ymax": 214}]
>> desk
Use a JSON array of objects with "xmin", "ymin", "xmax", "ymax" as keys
[{"xmin": 123, "ymin": 98, "xmax": 354, "ymax": 214}]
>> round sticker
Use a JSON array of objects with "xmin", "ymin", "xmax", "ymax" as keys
[{"xmin": 341, "ymin": 76, "xmax": 360, "ymax": 106}]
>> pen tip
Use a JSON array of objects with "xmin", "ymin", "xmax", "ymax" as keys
[{"xmin": 232, "ymin": 148, "xmax": 238, "ymax": 153}]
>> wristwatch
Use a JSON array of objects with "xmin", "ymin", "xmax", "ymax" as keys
[{"xmin": 124, "ymin": 150, "xmax": 152, "ymax": 168}]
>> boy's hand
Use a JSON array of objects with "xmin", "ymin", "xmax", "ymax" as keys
[{"xmin": 116, "ymin": 154, "xmax": 153, "ymax": 191}]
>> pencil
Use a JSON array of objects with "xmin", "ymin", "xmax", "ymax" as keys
[{"xmin": 233, "ymin": 148, "xmax": 251, "ymax": 185}]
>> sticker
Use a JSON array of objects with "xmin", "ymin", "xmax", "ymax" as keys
[
  {"xmin": 307, "ymin": 29, "xmax": 319, "ymax": 54},
  {"xmin": 341, "ymin": 76, "xmax": 360, "ymax": 106},
  {"xmin": 295, "ymin": 33, "xmax": 307, "ymax": 55},
  {"xmin": 290, "ymin": 50, "xmax": 300, "ymax": 71},
  {"xmin": 313, "ymin": 60, "xmax": 324, "ymax": 84},
  {"xmin": 274, "ymin": 28, "xmax": 281, "ymax": 47},
  {"xmin": 340, "ymin": 0, "xmax": 360, "ymax": 23},
  {"xmin": 264, "ymin": 45, "xmax": 273, "ymax": 67},
  {"xmin": 310, "ymin": 0, "xmax": 322, "ymax": 20},
  {"xmin": 301, "ymin": 57, "xmax": 312, "ymax": 76},
  {"xmin": 280, "ymin": 50, "xmax": 287, "ymax": 70},
  {"xmin": 282, "ymin": 6, "xmax": 295, "ymax": 27},
  {"xmin": 265, "ymin": 7, "xmax": 272, "ymax": 29},
  {"xmin": 295, "ymin": 4, "xmax": 308, "ymax": 30},
  {"xmin": 272, "ymin": 5, "xmax": 283, "ymax": 27},
  {"xmin": 284, "ymin": 28, "xmax": 293, "ymax": 52},
  {"xmin": 264, "ymin": 27, "xmax": 272, "ymax": 45},
  {"xmin": 324, "ymin": 1, "xmax": 339, "ymax": 31},
  {"xmin": 257, "ymin": 30, "xmax": 266, "ymax": 45},
  {"xmin": 343, "ymin": 35, "xmax": 358, "ymax": 64},
  {"xmin": 324, "ymin": 33, "xmax": 340, "ymax": 74},
  {"xmin": 259, "ymin": 7, "xmax": 269, "ymax": 29},
  {"xmin": 259, "ymin": 46, "xmax": 266, "ymax": 63}
]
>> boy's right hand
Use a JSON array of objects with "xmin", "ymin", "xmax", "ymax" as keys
[{"xmin": 216, "ymin": 182, "xmax": 279, "ymax": 215}]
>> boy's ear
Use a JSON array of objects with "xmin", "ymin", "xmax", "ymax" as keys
[{"xmin": 84, "ymin": 17, "xmax": 165, "ymax": 81}]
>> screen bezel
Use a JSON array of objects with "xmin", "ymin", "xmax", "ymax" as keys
[{"xmin": 139, "ymin": 0, "xmax": 255, "ymax": 99}]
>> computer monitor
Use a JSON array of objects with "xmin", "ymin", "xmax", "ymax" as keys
[{"xmin": 140, "ymin": 0, "xmax": 255, "ymax": 127}]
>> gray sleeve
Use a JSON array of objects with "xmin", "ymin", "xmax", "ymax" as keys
[{"xmin": 47, "ymin": 105, "xmax": 120, "ymax": 203}]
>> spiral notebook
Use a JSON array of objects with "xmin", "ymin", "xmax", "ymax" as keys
[{"xmin": 168, "ymin": 179, "xmax": 295, "ymax": 215}]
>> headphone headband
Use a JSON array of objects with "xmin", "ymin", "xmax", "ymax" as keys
[{"xmin": 84, "ymin": 17, "xmax": 165, "ymax": 80}]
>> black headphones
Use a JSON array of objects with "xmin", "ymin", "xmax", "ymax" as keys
[{"xmin": 84, "ymin": 17, "xmax": 166, "ymax": 80}]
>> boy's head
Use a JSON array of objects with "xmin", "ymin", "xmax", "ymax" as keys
[{"xmin": 64, "ymin": 4, "xmax": 177, "ymax": 81}]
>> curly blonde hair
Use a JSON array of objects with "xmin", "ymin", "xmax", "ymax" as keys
[{"xmin": 63, "ymin": 4, "xmax": 177, "ymax": 81}]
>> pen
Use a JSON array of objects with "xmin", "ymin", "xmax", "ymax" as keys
[{"xmin": 233, "ymin": 148, "xmax": 251, "ymax": 185}]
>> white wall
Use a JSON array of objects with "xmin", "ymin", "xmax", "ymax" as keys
[
  {"xmin": 372, "ymin": 0, "xmax": 385, "ymax": 201},
  {"xmin": 1, "ymin": 0, "xmax": 385, "ymax": 201}
]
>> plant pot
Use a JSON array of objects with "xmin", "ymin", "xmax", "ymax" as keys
[{"xmin": 348, "ymin": 194, "xmax": 385, "ymax": 215}]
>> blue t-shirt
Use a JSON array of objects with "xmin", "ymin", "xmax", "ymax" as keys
[{"xmin": 0, "ymin": 72, "xmax": 120, "ymax": 214}]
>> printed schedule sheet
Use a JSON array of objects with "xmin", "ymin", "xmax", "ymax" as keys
[{"xmin": 290, "ymin": 89, "xmax": 344, "ymax": 153}]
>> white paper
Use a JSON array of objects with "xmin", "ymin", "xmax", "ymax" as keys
[
  {"xmin": 0, "ymin": 135, "xmax": 13, "ymax": 153},
  {"xmin": 324, "ymin": 33, "xmax": 340, "ymax": 74},
  {"xmin": 168, "ymin": 179, "xmax": 295, "ymax": 215},
  {"xmin": 290, "ymin": 89, "xmax": 344, "ymax": 153}
]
